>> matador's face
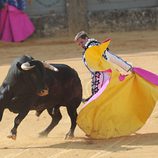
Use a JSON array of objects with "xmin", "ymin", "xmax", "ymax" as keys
[{"xmin": 75, "ymin": 37, "xmax": 88, "ymax": 49}]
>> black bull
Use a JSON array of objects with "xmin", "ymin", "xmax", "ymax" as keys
[{"xmin": 0, "ymin": 55, "xmax": 82, "ymax": 139}]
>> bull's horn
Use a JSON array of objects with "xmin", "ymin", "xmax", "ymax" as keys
[
  {"xmin": 42, "ymin": 62, "xmax": 58, "ymax": 72},
  {"xmin": 21, "ymin": 62, "xmax": 35, "ymax": 70}
]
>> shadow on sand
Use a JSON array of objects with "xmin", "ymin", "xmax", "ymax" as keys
[{"xmin": 1, "ymin": 132, "xmax": 158, "ymax": 152}]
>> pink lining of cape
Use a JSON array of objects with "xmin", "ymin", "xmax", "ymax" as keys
[
  {"xmin": 0, "ymin": 4, "xmax": 35, "ymax": 42},
  {"xmin": 133, "ymin": 67, "xmax": 158, "ymax": 86}
]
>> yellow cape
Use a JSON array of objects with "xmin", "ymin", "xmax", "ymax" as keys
[
  {"xmin": 77, "ymin": 40, "xmax": 158, "ymax": 139},
  {"xmin": 84, "ymin": 39, "xmax": 112, "ymax": 71}
]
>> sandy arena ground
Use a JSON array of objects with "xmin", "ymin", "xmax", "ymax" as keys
[{"xmin": 0, "ymin": 30, "xmax": 158, "ymax": 158}]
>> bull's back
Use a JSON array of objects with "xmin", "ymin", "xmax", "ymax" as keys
[
  {"xmin": 46, "ymin": 64, "xmax": 82, "ymax": 103},
  {"xmin": 50, "ymin": 64, "xmax": 81, "ymax": 83}
]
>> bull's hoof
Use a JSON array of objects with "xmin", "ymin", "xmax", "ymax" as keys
[
  {"xmin": 85, "ymin": 134, "xmax": 90, "ymax": 137},
  {"xmin": 7, "ymin": 134, "xmax": 16, "ymax": 140},
  {"xmin": 65, "ymin": 133, "xmax": 74, "ymax": 140},
  {"xmin": 38, "ymin": 131, "xmax": 48, "ymax": 138}
]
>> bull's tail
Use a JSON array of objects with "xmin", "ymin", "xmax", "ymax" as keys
[{"xmin": 82, "ymin": 95, "xmax": 92, "ymax": 103}]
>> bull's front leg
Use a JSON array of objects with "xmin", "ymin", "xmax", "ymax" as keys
[
  {"xmin": 7, "ymin": 110, "xmax": 29, "ymax": 140},
  {"xmin": 0, "ymin": 95, "xmax": 5, "ymax": 122},
  {"xmin": 65, "ymin": 106, "xmax": 78, "ymax": 139},
  {"xmin": 39, "ymin": 107, "xmax": 62, "ymax": 137}
]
